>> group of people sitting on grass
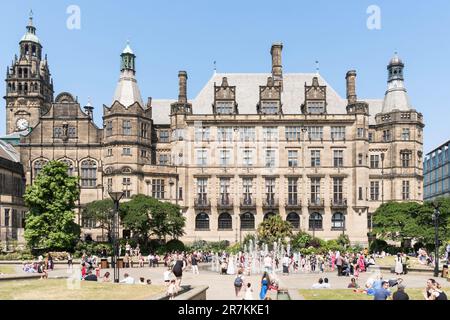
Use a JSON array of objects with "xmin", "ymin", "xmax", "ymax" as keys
[
  {"xmin": 343, "ymin": 274, "xmax": 448, "ymax": 300},
  {"xmin": 22, "ymin": 253, "xmax": 54, "ymax": 279}
]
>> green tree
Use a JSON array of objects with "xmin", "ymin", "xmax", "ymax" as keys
[
  {"xmin": 82, "ymin": 199, "xmax": 114, "ymax": 241},
  {"xmin": 119, "ymin": 194, "xmax": 185, "ymax": 246},
  {"xmin": 372, "ymin": 201, "xmax": 422, "ymax": 243},
  {"xmin": 24, "ymin": 160, "xmax": 81, "ymax": 251},
  {"xmin": 372, "ymin": 198, "xmax": 450, "ymax": 247},
  {"xmin": 414, "ymin": 197, "xmax": 450, "ymax": 246},
  {"xmin": 337, "ymin": 234, "xmax": 350, "ymax": 248},
  {"xmin": 257, "ymin": 215, "xmax": 293, "ymax": 247}
]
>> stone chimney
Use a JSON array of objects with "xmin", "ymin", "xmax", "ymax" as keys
[
  {"xmin": 346, "ymin": 70, "xmax": 357, "ymax": 105},
  {"xmin": 270, "ymin": 43, "xmax": 283, "ymax": 87},
  {"xmin": 178, "ymin": 71, "xmax": 188, "ymax": 103}
]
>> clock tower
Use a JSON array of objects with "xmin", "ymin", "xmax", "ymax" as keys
[{"xmin": 4, "ymin": 13, "xmax": 54, "ymax": 134}]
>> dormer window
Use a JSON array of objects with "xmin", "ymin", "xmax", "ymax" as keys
[
  {"xmin": 216, "ymin": 101, "xmax": 234, "ymax": 114},
  {"xmin": 261, "ymin": 101, "xmax": 279, "ymax": 114},
  {"xmin": 303, "ymin": 77, "xmax": 327, "ymax": 114},
  {"xmin": 307, "ymin": 101, "xmax": 325, "ymax": 114},
  {"xmin": 259, "ymin": 77, "xmax": 282, "ymax": 115},
  {"xmin": 214, "ymin": 77, "xmax": 238, "ymax": 115}
]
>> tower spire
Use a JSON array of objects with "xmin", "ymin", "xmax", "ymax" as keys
[
  {"xmin": 382, "ymin": 52, "xmax": 411, "ymax": 113},
  {"xmin": 27, "ymin": 10, "xmax": 36, "ymax": 35},
  {"xmin": 113, "ymin": 41, "xmax": 143, "ymax": 107}
]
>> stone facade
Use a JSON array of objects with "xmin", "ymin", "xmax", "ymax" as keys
[
  {"xmin": 0, "ymin": 141, "xmax": 27, "ymax": 244},
  {"xmin": 3, "ymin": 19, "xmax": 424, "ymax": 245}
]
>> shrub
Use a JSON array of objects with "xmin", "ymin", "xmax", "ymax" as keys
[
  {"xmin": 189, "ymin": 240, "xmax": 208, "ymax": 251},
  {"xmin": 291, "ymin": 231, "xmax": 313, "ymax": 251},
  {"xmin": 165, "ymin": 239, "xmax": 185, "ymax": 253},
  {"xmin": 337, "ymin": 234, "xmax": 350, "ymax": 248},
  {"xmin": 226, "ymin": 242, "xmax": 242, "ymax": 255},
  {"xmin": 309, "ymin": 237, "xmax": 325, "ymax": 249},
  {"xmin": 74, "ymin": 241, "xmax": 112, "ymax": 258},
  {"xmin": 370, "ymin": 239, "xmax": 388, "ymax": 253}
]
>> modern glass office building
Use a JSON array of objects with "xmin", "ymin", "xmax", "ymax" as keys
[{"xmin": 424, "ymin": 140, "xmax": 450, "ymax": 201}]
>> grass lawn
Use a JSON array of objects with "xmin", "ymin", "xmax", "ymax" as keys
[
  {"xmin": 0, "ymin": 266, "xmax": 16, "ymax": 274},
  {"xmin": 375, "ymin": 256, "xmax": 432, "ymax": 269},
  {"xmin": 0, "ymin": 279, "xmax": 165, "ymax": 300},
  {"xmin": 299, "ymin": 288, "xmax": 425, "ymax": 300}
]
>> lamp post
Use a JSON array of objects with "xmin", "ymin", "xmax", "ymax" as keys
[
  {"xmin": 432, "ymin": 206, "xmax": 440, "ymax": 277},
  {"xmin": 108, "ymin": 190, "xmax": 124, "ymax": 283}
]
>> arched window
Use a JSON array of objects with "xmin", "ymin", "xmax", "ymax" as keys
[
  {"xmin": 309, "ymin": 212, "xmax": 322, "ymax": 230},
  {"xmin": 332, "ymin": 212, "xmax": 345, "ymax": 230},
  {"xmin": 59, "ymin": 159, "xmax": 74, "ymax": 176},
  {"xmin": 264, "ymin": 212, "xmax": 276, "ymax": 220},
  {"xmin": 195, "ymin": 213, "xmax": 209, "ymax": 230},
  {"xmin": 81, "ymin": 159, "xmax": 97, "ymax": 187},
  {"xmin": 33, "ymin": 159, "xmax": 48, "ymax": 179},
  {"xmin": 240, "ymin": 212, "xmax": 255, "ymax": 230},
  {"xmin": 218, "ymin": 213, "xmax": 232, "ymax": 230},
  {"xmin": 286, "ymin": 212, "xmax": 300, "ymax": 229}
]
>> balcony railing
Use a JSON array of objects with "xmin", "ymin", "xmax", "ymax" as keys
[
  {"xmin": 285, "ymin": 198, "xmax": 302, "ymax": 209},
  {"xmin": 308, "ymin": 198, "xmax": 325, "ymax": 208},
  {"xmin": 217, "ymin": 196, "xmax": 233, "ymax": 208},
  {"xmin": 330, "ymin": 198, "xmax": 348, "ymax": 208},
  {"xmin": 194, "ymin": 197, "xmax": 211, "ymax": 209},
  {"xmin": 263, "ymin": 198, "xmax": 279, "ymax": 208},
  {"xmin": 240, "ymin": 197, "xmax": 256, "ymax": 208}
]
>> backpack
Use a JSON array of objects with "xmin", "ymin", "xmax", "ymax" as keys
[{"xmin": 234, "ymin": 276, "xmax": 243, "ymax": 287}]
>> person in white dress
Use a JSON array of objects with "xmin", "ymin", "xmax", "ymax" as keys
[
  {"xmin": 394, "ymin": 253, "xmax": 403, "ymax": 275},
  {"xmin": 244, "ymin": 283, "xmax": 254, "ymax": 300},
  {"xmin": 227, "ymin": 255, "xmax": 235, "ymax": 275}
]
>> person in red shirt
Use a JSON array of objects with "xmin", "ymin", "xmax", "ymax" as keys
[{"xmin": 81, "ymin": 263, "xmax": 87, "ymax": 279}]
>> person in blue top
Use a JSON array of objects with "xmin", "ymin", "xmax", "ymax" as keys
[
  {"xmin": 373, "ymin": 281, "xmax": 391, "ymax": 300},
  {"xmin": 259, "ymin": 272, "xmax": 270, "ymax": 300}
]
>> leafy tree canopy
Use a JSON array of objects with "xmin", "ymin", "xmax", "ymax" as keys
[
  {"xmin": 257, "ymin": 214, "xmax": 293, "ymax": 247},
  {"xmin": 373, "ymin": 198, "xmax": 450, "ymax": 246},
  {"xmin": 119, "ymin": 194, "xmax": 185, "ymax": 245},
  {"xmin": 24, "ymin": 160, "xmax": 81, "ymax": 251}
]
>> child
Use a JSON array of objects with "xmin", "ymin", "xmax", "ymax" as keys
[
  {"xmin": 95, "ymin": 264, "xmax": 101, "ymax": 278},
  {"xmin": 354, "ymin": 264, "xmax": 360, "ymax": 279},
  {"xmin": 167, "ymin": 279, "xmax": 176, "ymax": 300},
  {"xmin": 163, "ymin": 267, "xmax": 172, "ymax": 286},
  {"xmin": 244, "ymin": 283, "xmax": 254, "ymax": 300}
]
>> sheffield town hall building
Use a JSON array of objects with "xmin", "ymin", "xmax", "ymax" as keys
[{"xmin": 2, "ymin": 17, "xmax": 424, "ymax": 245}]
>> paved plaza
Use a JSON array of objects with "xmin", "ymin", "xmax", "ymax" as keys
[{"xmin": 8, "ymin": 263, "xmax": 449, "ymax": 300}]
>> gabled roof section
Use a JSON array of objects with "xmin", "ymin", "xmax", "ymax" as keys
[
  {"xmin": 0, "ymin": 140, "xmax": 20, "ymax": 162},
  {"xmin": 191, "ymin": 72, "xmax": 347, "ymax": 115}
]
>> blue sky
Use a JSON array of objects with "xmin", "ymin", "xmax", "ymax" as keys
[{"xmin": 1, "ymin": 0, "xmax": 449, "ymax": 153}]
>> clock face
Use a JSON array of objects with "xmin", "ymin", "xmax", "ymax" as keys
[{"xmin": 16, "ymin": 118, "xmax": 29, "ymax": 130}]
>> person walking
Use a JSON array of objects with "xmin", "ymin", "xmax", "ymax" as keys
[
  {"xmin": 336, "ymin": 254, "xmax": 343, "ymax": 277},
  {"xmin": 282, "ymin": 254, "xmax": 289, "ymax": 275},
  {"xmin": 191, "ymin": 253, "xmax": 199, "ymax": 275},
  {"xmin": 67, "ymin": 253, "xmax": 73, "ymax": 270},
  {"xmin": 259, "ymin": 272, "xmax": 269, "ymax": 300},
  {"xmin": 394, "ymin": 253, "xmax": 403, "ymax": 275},
  {"xmin": 234, "ymin": 270, "xmax": 245, "ymax": 297},
  {"xmin": 172, "ymin": 254, "xmax": 186, "ymax": 293}
]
